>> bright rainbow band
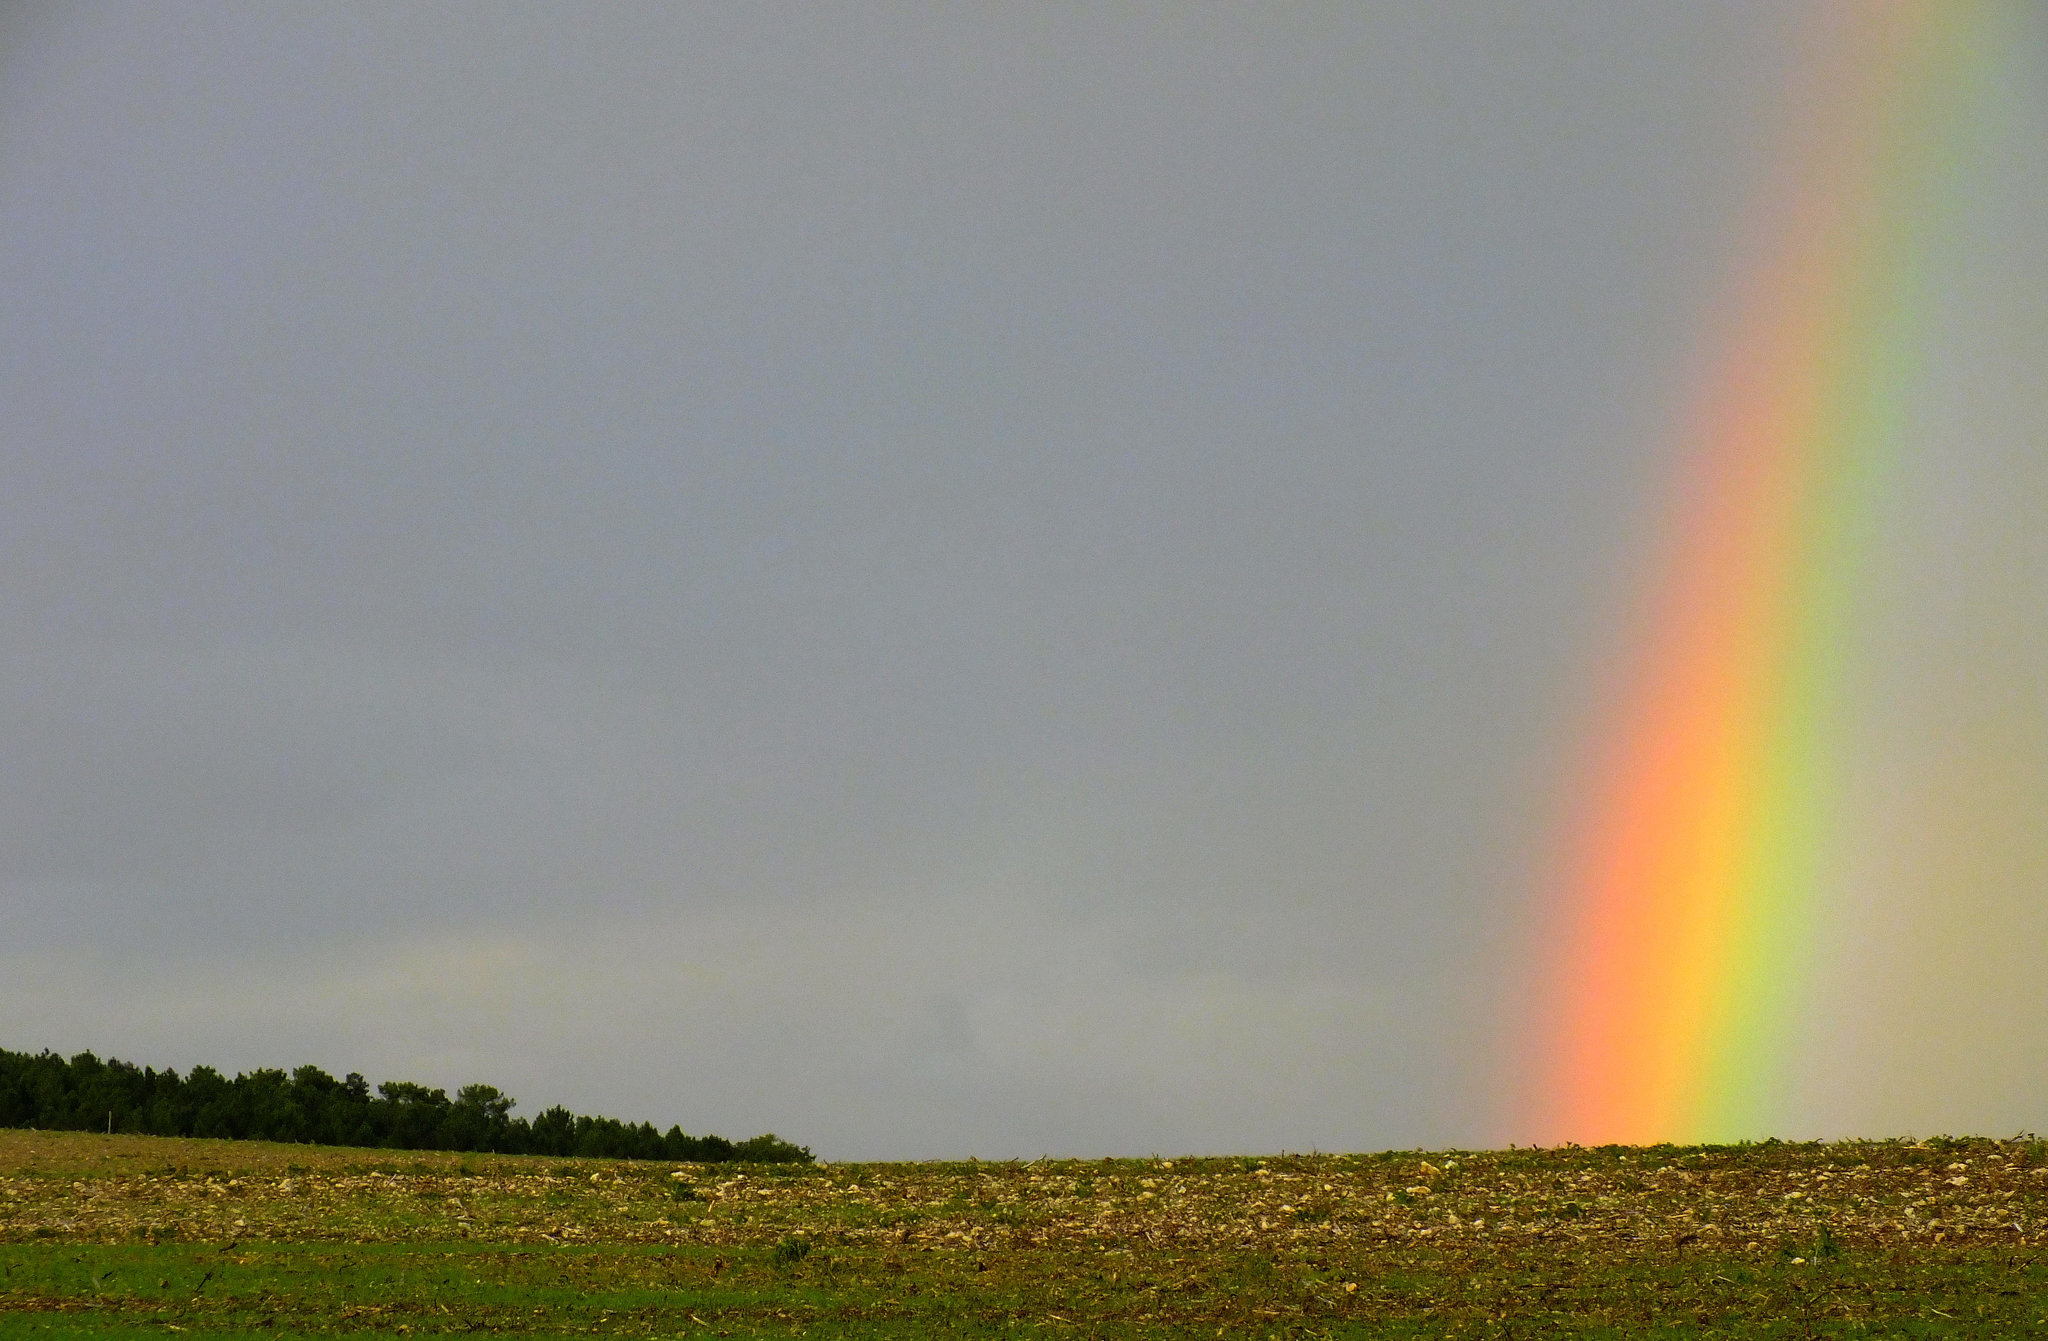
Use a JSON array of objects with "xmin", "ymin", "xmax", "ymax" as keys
[{"xmin": 1532, "ymin": 3, "xmax": 2015, "ymax": 1146}]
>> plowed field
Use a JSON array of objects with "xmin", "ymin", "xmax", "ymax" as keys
[{"xmin": 3, "ymin": 1129, "xmax": 2044, "ymax": 1336}]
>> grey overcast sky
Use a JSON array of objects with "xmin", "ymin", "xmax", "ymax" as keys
[{"xmin": 3, "ymin": 3, "xmax": 2044, "ymax": 1158}]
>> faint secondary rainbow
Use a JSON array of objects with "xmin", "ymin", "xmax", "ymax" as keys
[{"xmin": 1530, "ymin": 3, "xmax": 2014, "ymax": 1146}]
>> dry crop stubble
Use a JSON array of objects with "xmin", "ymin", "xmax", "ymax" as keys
[{"xmin": 2, "ymin": 1129, "xmax": 2047, "ymax": 1335}]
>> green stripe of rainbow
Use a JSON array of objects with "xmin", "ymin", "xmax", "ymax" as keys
[{"xmin": 1532, "ymin": 2, "xmax": 2014, "ymax": 1146}]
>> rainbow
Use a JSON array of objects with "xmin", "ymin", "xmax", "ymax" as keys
[{"xmin": 1531, "ymin": 3, "xmax": 2019, "ymax": 1146}]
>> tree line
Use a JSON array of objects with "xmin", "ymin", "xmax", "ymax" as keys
[{"xmin": 0, "ymin": 1047, "xmax": 810, "ymax": 1164}]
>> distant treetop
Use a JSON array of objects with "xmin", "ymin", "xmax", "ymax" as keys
[{"xmin": 0, "ymin": 1047, "xmax": 810, "ymax": 1164}]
